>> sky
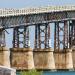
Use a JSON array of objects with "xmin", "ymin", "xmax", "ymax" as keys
[
  {"xmin": 0, "ymin": 0, "xmax": 75, "ymax": 8},
  {"xmin": 0, "ymin": 0, "xmax": 75, "ymax": 48}
]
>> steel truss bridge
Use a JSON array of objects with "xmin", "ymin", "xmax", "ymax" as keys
[{"xmin": 0, "ymin": 6, "xmax": 75, "ymax": 51}]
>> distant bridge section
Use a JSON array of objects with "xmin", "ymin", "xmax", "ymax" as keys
[{"xmin": 0, "ymin": 6, "xmax": 75, "ymax": 28}]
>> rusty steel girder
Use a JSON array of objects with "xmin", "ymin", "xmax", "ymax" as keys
[
  {"xmin": 34, "ymin": 23, "xmax": 50, "ymax": 49},
  {"xmin": 69, "ymin": 20, "xmax": 75, "ymax": 48},
  {"xmin": 13, "ymin": 26, "xmax": 29, "ymax": 48},
  {"xmin": 54, "ymin": 21, "xmax": 69, "ymax": 51},
  {"xmin": 0, "ymin": 29, "xmax": 5, "ymax": 47}
]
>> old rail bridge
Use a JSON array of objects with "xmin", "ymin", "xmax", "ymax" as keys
[{"xmin": 0, "ymin": 6, "xmax": 75, "ymax": 70}]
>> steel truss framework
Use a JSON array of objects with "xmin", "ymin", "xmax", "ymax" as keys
[
  {"xmin": 69, "ymin": 20, "xmax": 75, "ymax": 48},
  {"xmin": 0, "ymin": 11, "xmax": 75, "ymax": 49},
  {"xmin": 13, "ymin": 26, "xmax": 29, "ymax": 48},
  {"xmin": 0, "ymin": 11, "xmax": 74, "ymax": 29},
  {"xmin": 54, "ymin": 21, "xmax": 69, "ymax": 51},
  {"xmin": 34, "ymin": 23, "xmax": 50, "ymax": 49},
  {"xmin": 0, "ymin": 29, "xmax": 5, "ymax": 46}
]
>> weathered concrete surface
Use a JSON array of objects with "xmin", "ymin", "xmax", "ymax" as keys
[
  {"xmin": 72, "ymin": 48, "xmax": 75, "ymax": 69},
  {"xmin": 54, "ymin": 51, "xmax": 65, "ymax": 69},
  {"xmin": 0, "ymin": 47, "xmax": 10, "ymax": 67},
  {"xmin": 10, "ymin": 48, "xmax": 34, "ymax": 70},
  {"xmin": 54, "ymin": 49, "xmax": 73, "ymax": 70},
  {"xmin": 65, "ymin": 49, "xmax": 73, "ymax": 69},
  {"xmin": 33, "ymin": 48, "xmax": 55, "ymax": 70}
]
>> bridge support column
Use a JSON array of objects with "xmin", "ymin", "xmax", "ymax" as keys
[
  {"xmin": 72, "ymin": 48, "xmax": 75, "ymax": 69},
  {"xmin": 54, "ymin": 21, "xmax": 73, "ymax": 70},
  {"xmin": 0, "ymin": 29, "xmax": 5, "ymax": 46},
  {"xmin": 69, "ymin": 20, "xmax": 75, "ymax": 69},
  {"xmin": 65, "ymin": 49, "xmax": 73, "ymax": 70},
  {"xmin": 0, "ymin": 29, "xmax": 10, "ymax": 67},
  {"xmin": 34, "ymin": 24, "xmax": 55, "ymax": 70},
  {"xmin": 13, "ymin": 26, "xmax": 30, "ymax": 48},
  {"xmin": 0, "ymin": 47, "xmax": 10, "ymax": 67},
  {"xmin": 54, "ymin": 21, "xmax": 69, "ymax": 51},
  {"xmin": 54, "ymin": 49, "xmax": 73, "ymax": 70},
  {"xmin": 34, "ymin": 48, "xmax": 55, "ymax": 70},
  {"xmin": 11, "ymin": 26, "xmax": 34, "ymax": 70},
  {"xmin": 10, "ymin": 48, "xmax": 34, "ymax": 70}
]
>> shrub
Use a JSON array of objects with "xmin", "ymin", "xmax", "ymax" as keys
[{"xmin": 20, "ymin": 69, "xmax": 43, "ymax": 75}]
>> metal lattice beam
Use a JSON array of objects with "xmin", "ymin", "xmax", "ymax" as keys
[
  {"xmin": 0, "ymin": 11, "xmax": 68, "ymax": 29},
  {"xmin": 69, "ymin": 20, "xmax": 75, "ymax": 48},
  {"xmin": 13, "ymin": 26, "xmax": 29, "ymax": 48},
  {"xmin": 54, "ymin": 21, "xmax": 69, "ymax": 51},
  {"xmin": 64, "ymin": 21, "xmax": 69, "ymax": 49},
  {"xmin": 0, "ymin": 29, "xmax": 5, "ymax": 46},
  {"xmin": 34, "ymin": 23, "xmax": 50, "ymax": 49}
]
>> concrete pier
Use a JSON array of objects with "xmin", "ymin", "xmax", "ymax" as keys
[
  {"xmin": 33, "ymin": 48, "xmax": 55, "ymax": 70},
  {"xmin": 65, "ymin": 49, "xmax": 73, "ymax": 70},
  {"xmin": 72, "ymin": 48, "xmax": 75, "ymax": 69},
  {"xmin": 54, "ymin": 51, "xmax": 64, "ymax": 69},
  {"xmin": 10, "ymin": 48, "xmax": 34, "ymax": 70},
  {"xmin": 0, "ymin": 47, "xmax": 10, "ymax": 67},
  {"xmin": 54, "ymin": 48, "xmax": 73, "ymax": 70}
]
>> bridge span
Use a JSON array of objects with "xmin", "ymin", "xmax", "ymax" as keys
[
  {"xmin": 0, "ymin": 6, "xmax": 75, "ymax": 71},
  {"xmin": 0, "ymin": 6, "xmax": 75, "ymax": 28}
]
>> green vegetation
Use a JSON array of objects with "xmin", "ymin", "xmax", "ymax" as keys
[{"xmin": 20, "ymin": 69, "xmax": 43, "ymax": 75}]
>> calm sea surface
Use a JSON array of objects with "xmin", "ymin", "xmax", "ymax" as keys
[
  {"xmin": 17, "ymin": 71, "xmax": 75, "ymax": 75},
  {"xmin": 43, "ymin": 71, "xmax": 75, "ymax": 75}
]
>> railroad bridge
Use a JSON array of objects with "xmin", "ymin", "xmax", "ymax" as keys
[{"xmin": 0, "ymin": 6, "xmax": 75, "ymax": 70}]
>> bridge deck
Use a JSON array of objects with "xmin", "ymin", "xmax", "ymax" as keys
[
  {"xmin": 0, "ymin": 6, "xmax": 75, "ymax": 28},
  {"xmin": 0, "ymin": 6, "xmax": 75, "ymax": 17}
]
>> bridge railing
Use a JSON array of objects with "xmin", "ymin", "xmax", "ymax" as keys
[{"xmin": 0, "ymin": 6, "xmax": 75, "ymax": 17}]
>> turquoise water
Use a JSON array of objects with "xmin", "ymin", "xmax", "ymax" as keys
[
  {"xmin": 17, "ymin": 71, "xmax": 75, "ymax": 75},
  {"xmin": 43, "ymin": 71, "xmax": 75, "ymax": 75}
]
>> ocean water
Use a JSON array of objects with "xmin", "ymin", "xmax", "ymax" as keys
[
  {"xmin": 17, "ymin": 71, "xmax": 75, "ymax": 75},
  {"xmin": 43, "ymin": 71, "xmax": 75, "ymax": 75}
]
